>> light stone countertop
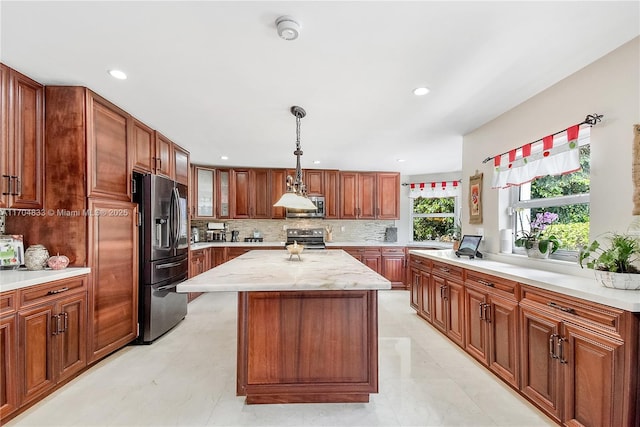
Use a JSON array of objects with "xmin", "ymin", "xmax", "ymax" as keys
[
  {"xmin": 409, "ymin": 249, "xmax": 640, "ymax": 312},
  {"xmin": 177, "ymin": 249, "xmax": 392, "ymax": 293},
  {"xmin": 0, "ymin": 267, "xmax": 92, "ymax": 292},
  {"xmin": 189, "ymin": 241, "xmax": 451, "ymax": 250}
]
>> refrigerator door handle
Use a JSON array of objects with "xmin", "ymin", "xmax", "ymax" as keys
[
  {"xmin": 169, "ymin": 186, "xmax": 178, "ymax": 250},
  {"xmin": 156, "ymin": 261, "xmax": 184, "ymax": 269},
  {"xmin": 174, "ymin": 187, "xmax": 182, "ymax": 249},
  {"xmin": 156, "ymin": 283, "xmax": 178, "ymax": 291}
]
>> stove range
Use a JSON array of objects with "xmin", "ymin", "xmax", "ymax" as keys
[{"xmin": 285, "ymin": 228, "xmax": 326, "ymax": 249}]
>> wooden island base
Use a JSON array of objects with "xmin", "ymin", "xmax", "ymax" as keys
[{"xmin": 236, "ymin": 289, "xmax": 379, "ymax": 404}]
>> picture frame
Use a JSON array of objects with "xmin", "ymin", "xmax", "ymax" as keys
[{"xmin": 469, "ymin": 172, "xmax": 483, "ymax": 224}]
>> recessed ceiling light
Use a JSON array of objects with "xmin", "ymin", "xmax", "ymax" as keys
[
  {"xmin": 313, "ymin": 160, "xmax": 321, "ymax": 164},
  {"xmin": 413, "ymin": 87, "xmax": 430, "ymax": 96},
  {"xmin": 220, "ymin": 155, "xmax": 229, "ymax": 160},
  {"xmin": 396, "ymin": 159, "xmax": 406, "ymax": 163},
  {"xmin": 108, "ymin": 69, "xmax": 127, "ymax": 80}
]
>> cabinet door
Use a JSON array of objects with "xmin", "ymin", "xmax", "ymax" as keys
[
  {"xmin": 173, "ymin": 144, "xmax": 189, "ymax": 185},
  {"xmin": 305, "ymin": 169, "xmax": 324, "ymax": 195},
  {"xmin": 339, "ymin": 172, "xmax": 358, "ymax": 219},
  {"xmin": 189, "ymin": 250, "xmax": 207, "ymax": 278},
  {"xmin": 86, "ymin": 92, "xmax": 130, "ymax": 200},
  {"xmin": 0, "ymin": 314, "xmax": 18, "ymax": 418},
  {"xmin": 357, "ymin": 173, "xmax": 376, "ymax": 219},
  {"xmin": 270, "ymin": 169, "xmax": 287, "ymax": 219},
  {"xmin": 56, "ymin": 293, "xmax": 87, "ymax": 383},
  {"xmin": 410, "ymin": 268, "xmax": 421, "ymax": 311},
  {"xmin": 155, "ymin": 132, "xmax": 173, "ymax": 178},
  {"xmin": 217, "ymin": 169, "xmax": 230, "ymax": 218},
  {"xmin": 464, "ymin": 286, "xmax": 488, "ymax": 364},
  {"xmin": 419, "ymin": 270, "xmax": 432, "ymax": 322},
  {"xmin": 376, "ymin": 172, "xmax": 400, "ymax": 219},
  {"xmin": 562, "ymin": 323, "xmax": 624, "ymax": 427},
  {"xmin": 9, "ymin": 69, "xmax": 44, "ymax": 209},
  {"xmin": 87, "ymin": 199, "xmax": 138, "ymax": 363},
  {"xmin": 431, "ymin": 275, "xmax": 447, "ymax": 333},
  {"xmin": 488, "ymin": 295, "xmax": 519, "ymax": 388},
  {"xmin": 131, "ymin": 119, "xmax": 154, "ymax": 173},
  {"xmin": 18, "ymin": 303, "xmax": 55, "ymax": 405},
  {"xmin": 446, "ymin": 279, "xmax": 465, "ymax": 347},
  {"xmin": 382, "ymin": 255, "xmax": 405, "ymax": 289},
  {"xmin": 323, "ymin": 170, "xmax": 340, "ymax": 219},
  {"xmin": 0, "ymin": 64, "xmax": 8, "ymax": 208},
  {"xmin": 252, "ymin": 169, "xmax": 270, "ymax": 218},
  {"xmin": 232, "ymin": 169, "xmax": 251, "ymax": 218},
  {"xmin": 193, "ymin": 166, "xmax": 215, "ymax": 218},
  {"xmin": 210, "ymin": 247, "xmax": 226, "ymax": 268},
  {"xmin": 520, "ymin": 306, "xmax": 563, "ymax": 423},
  {"xmin": 362, "ymin": 253, "xmax": 381, "ymax": 274}
]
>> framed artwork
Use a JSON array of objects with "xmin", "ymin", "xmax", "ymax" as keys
[{"xmin": 469, "ymin": 172, "xmax": 483, "ymax": 224}]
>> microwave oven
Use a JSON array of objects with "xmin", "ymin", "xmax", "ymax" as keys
[{"xmin": 286, "ymin": 196, "xmax": 325, "ymax": 218}]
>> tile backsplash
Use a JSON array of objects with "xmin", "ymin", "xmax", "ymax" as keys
[{"xmin": 190, "ymin": 219, "xmax": 396, "ymax": 243}]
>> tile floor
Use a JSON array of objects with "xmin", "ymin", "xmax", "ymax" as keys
[{"xmin": 7, "ymin": 291, "xmax": 554, "ymax": 426}]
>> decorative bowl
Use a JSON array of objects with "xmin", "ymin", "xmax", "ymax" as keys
[
  {"xmin": 47, "ymin": 254, "xmax": 70, "ymax": 270},
  {"xmin": 286, "ymin": 242, "xmax": 304, "ymax": 260}
]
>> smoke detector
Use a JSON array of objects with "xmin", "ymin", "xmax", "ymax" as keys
[{"xmin": 276, "ymin": 16, "xmax": 301, "ymax": 41}]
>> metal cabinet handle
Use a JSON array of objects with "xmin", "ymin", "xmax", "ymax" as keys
[
  {"xmin": 47, "ymin": 287, "xmax": 69, "ymax": 295},
  {"xmin": 51, "ymin": 314, "xmax": 59, "ymax": 335},
  {"xmin": 63, "ymin": 312, "xmax": 68, "ymax": 333},
  {"xmin": 549, "ymin": 333, "xmax": 558, "ymax": 359},
  {"xmin": 2, "ymin": 175, "xmax": 11, "ymax": 195},
  {"xmin": 478, "ymin": 279, "xmax": 494, "ymax": 287},
  {"xmin": 547, "ymin": 301, "xmax": 575, "ymax": 314},
  {"xmin": 483, "ymin": 303, "xmax": 491, "ymax": 323},
  {"xmin": 558, "ymin": 336, "xmax": 567, "ymax": 364},
  {"xmin": 14, "ymin": 176, "xmax": 21, "ymax": 196},
  {"xmin": 479, "ymin": 303, "xmax": 484, "ymax": 320}
]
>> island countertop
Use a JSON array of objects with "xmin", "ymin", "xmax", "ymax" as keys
[{"xmin": 177, "ymin": 249, "xmax": 392, "ymax": 293}]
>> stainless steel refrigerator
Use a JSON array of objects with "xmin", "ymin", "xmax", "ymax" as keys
[{"xmin": 133, "ymin": 172, "xmax": 189, "ymax": 343}]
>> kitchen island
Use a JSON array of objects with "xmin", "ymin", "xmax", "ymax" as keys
[{"xmin": 176, "ymin": 249, "xmax": 391, "ymax": 404}]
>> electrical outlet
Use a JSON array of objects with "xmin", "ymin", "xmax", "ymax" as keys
[{"xmin": 340, "ymin": 226, "xmax": 345, "ymax": 232}]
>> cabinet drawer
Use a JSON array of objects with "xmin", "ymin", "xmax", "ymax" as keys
[
  {"xmin": 431, "ymin": 261, "xmax": 463, "ymax": 281},
  {"xmin": 381, "ymin": 247, "xmax": 405, "ymax": 256},
  {"xmin": 409, "ymin": 255, "xmax": 431, "ymax": 270},
  {"xmin": 521, "ymin": 284, "xmax": 625, "ymax": 337},
  {"xmin": 1, "ymin": 291, "xmax": 17, "ymax": 315},
  {"xmin": 465, "ymin": 270, "xmax": 519, "ymax": 300},
  {"xmin": 18, "ymin": 276, "xmax": 87, "ymax": 309}
]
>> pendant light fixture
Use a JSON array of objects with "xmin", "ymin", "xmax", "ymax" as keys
[{"xmin": 273, "ymin": 106, "xmax": 318, "ymax": 210}]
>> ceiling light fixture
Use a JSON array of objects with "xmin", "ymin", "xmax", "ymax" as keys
[
  {"xmin": 108, "ymin": 69, "xmax": 127, "ymax": 80},
  {"xmin": 273, "ymin": 106, "xmax": 317, "ymax": 211},
  {"xmin": 220, "ymin": 155, "xmax": 229, "ymax": 160},
  {"xmin": 413, "ymin": 87, "xmax": 430, "ymax": 96},
  {"xmin": 276, "ymin": 16, "xmax": 301, "ymax": 41}
]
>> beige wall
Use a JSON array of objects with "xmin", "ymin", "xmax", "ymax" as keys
[{"xmin": 462, "ymin": 37, "xmax": 640, "ymax": 254}]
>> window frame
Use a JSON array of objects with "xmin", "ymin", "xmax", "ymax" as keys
[
  {"xmin": 508, "ymin": 134, "xmax": 591, "ymax": 262},
  {"xmin": 410, "ymin": 195, "xmax": 460, "ymax": 243}
]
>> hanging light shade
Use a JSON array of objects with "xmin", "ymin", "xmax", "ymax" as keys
[{"xmin": 273, "ymin": 106, "xmax": 318, "ymax": 211}]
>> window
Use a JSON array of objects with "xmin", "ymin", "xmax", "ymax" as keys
[
  {"xmin": 412, "ymin": 197, "xmax": 459, "ymax": 242},
  {"xmin": 510, "ymin": 134, "xmax": 590, "ymax": 260}
]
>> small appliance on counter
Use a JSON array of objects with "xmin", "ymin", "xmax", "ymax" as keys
[
  {"xmin": 231, "ymin": 230, "xmax": 240, "ymax": 242},
  {"xmin": 206, "ymin": 222, "xmax": 227, "ymax": 241},
  {"xmin": 191, "ymin": 227, "xmax": 200, "ymax": 243}
]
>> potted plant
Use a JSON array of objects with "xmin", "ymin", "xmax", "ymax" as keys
[
  {"xmin": 514, "ymin": 211, "xmax": 561, "ymax": 258},
  {"xmin": 579, "ymin": 232, "xmax": 640, "ymax": 290},
  {"xmin": 449, "ymin": 220, "xmax": 462, "ymax": 250}
]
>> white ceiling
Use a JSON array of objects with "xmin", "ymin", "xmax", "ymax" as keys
[{"xmin": 2, "ymin": 1, "xmax": 638, "ymax": 176}]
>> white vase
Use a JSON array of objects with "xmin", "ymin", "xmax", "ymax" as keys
[
  {"xmin": 594, "ymin": 270, "xmax": 640, "ymax": 290},
  {"xmin": 24, "ymin": 244, "xmax": 50, "ymax": 270},
  {"xmin": 525, "ymin": 241, "xmax": 549, "ymax": 259}
]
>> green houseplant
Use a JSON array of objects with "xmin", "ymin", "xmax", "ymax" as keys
[
  {"xmin": 579, "ymin": 233, "xmax": 640, "ymax": 290},
  {"xmin": 515, "ymin": 211, "xmax": 561, "ymax": 258}
]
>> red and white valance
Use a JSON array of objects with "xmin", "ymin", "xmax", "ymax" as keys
[
  {"xmin": 408, "ymin": 181, "xmax": 461, "ymax": 199},
  {"xmin": 490, "ymin": 124, "xmax": 588, "ymax": 189}
]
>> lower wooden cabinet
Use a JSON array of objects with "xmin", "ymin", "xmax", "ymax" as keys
[
  {"xmin": 381, "ymin": 248, "xmax": 406, "ymax": 289},
  {"xmin": 431, "ymin": 268, "xmax": 464, "ymax": 347},
  {"xmin": 188, "ymin": 248, "xmax": 210, "ymax": 302},
  {"xmin": 0, "ymin": 292, "xmax": 18, "ymax": 419}
]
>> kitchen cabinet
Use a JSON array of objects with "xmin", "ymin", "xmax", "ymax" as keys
[
  {"xmin": 376, "ymin": 173, "xmax": 400, "ymax": 219},
  {"xmin": 173, "ymin": 143, "xmax": 190, "ymax": 186},
  {"xmin": 409, "ymin": 255, "xmax": 432, "ymax": 322},
  {"xmin": 217, "ymin": 169, "xmax": 230, "ymax": 218},
  {"xmin": 0, "ymin": 64, "xmax": 44, "ymax": 209},
  {"xmin": 340, "ymin": 172, "xmax": 376, "ymax": 219},
  {"xmin": 189, "ymin": 248, "xmax": 210, "ymax": 302},
  {"xmin": 16, "ymin": 276, "xmax": 87, "ymax": 407},
  {"xmin": 210, "ymin": 247, "xmax": 226, "ymax": 268},
  {"xmin": 87, "ymin": 199, "xmax": 138, "ymax": 363},
  {"xmin": 155, "ymin": 132, "xmax": 173, "ymax": 178},
  {"xmin": 343, "ymin": 247, "xmax": 381, "ymax": 274},
  {"xmin": 0, "ymin": 291, "xmax": 18, "ymax": 419},
  {"xmin": 192, "ymin": 166, "xmax": 215, "ymax": 219},
  {"xmin": 131, "ymin": 119, "xmax": 155, "ymax": 174},
  {"xmin": 270, "ymin": 169, "xmax": 287, "ymax": 219},
  {"xmin": 464, "ymin": 271, "xmax": 519, "ymax": 388},
  {"xmin": 431, "ymin": 261, "xmax": 464, "ymax": 347},
  {"xmin": 304, "ymin": 169, "xmax": 324, "ymax": 195},
  {"xmin": 381, "ymin": 247, "xmax": 406, "ymax": 289},
  {"xmin": 251, "ymin": 169, "xmax": 271, "ymax": 218},
  {"xmin": 323, "ymin": 169, "xmax": 340, "ymax": 219},
  {"xmin": 519, "ymin": 285, "xmax": 629, "ymax": 426},
  {"xmin": 231, "ymin": 169, "xmax": 251, "ymax": 218}
]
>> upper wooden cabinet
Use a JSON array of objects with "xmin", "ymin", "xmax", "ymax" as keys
[
  {"xmin": 173, "ymin": 144, "xmax": 190, "ymax": 185},
  {"xmin": 0, "ymin": 65, "xmax": 44, "ymax": 209},
  {"xmin": 340, "ymin": 172, "xmax": 376, "ymax": 219},
  {"xmin": 270, "ymin": 169, "xmax": 287, "ymax": 219},
  {"xmin": 86, "ymin": 92, "xmax": 131, "ymax": 200},
  {"xmin": 131, "ymin": 119, "xmax": 155, "ymax": 174},
  {"xmin": 324, "ymin": 170, "xmax": 340, "ymax": 219},
  {"xmin": 304, "ymin": 169, "xmax": 324, "ymax": 195},
  {"xmin": 376, "ymin": 172, "xmax": 400, "ymax": 219},
  {"xmin": 155, "ymin": 132, "xmax": 173, "ymax": 178},
  {"xmin": 217, "ymin": 169, "xmax": 231, "ymax": 219},
  {"xmin": 132, "ymin": 127, "xmax": 189, "ymax": 185},
  {"xmin": 192, "ymin": 165, "xmax": 215, "ymax": 219}
]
